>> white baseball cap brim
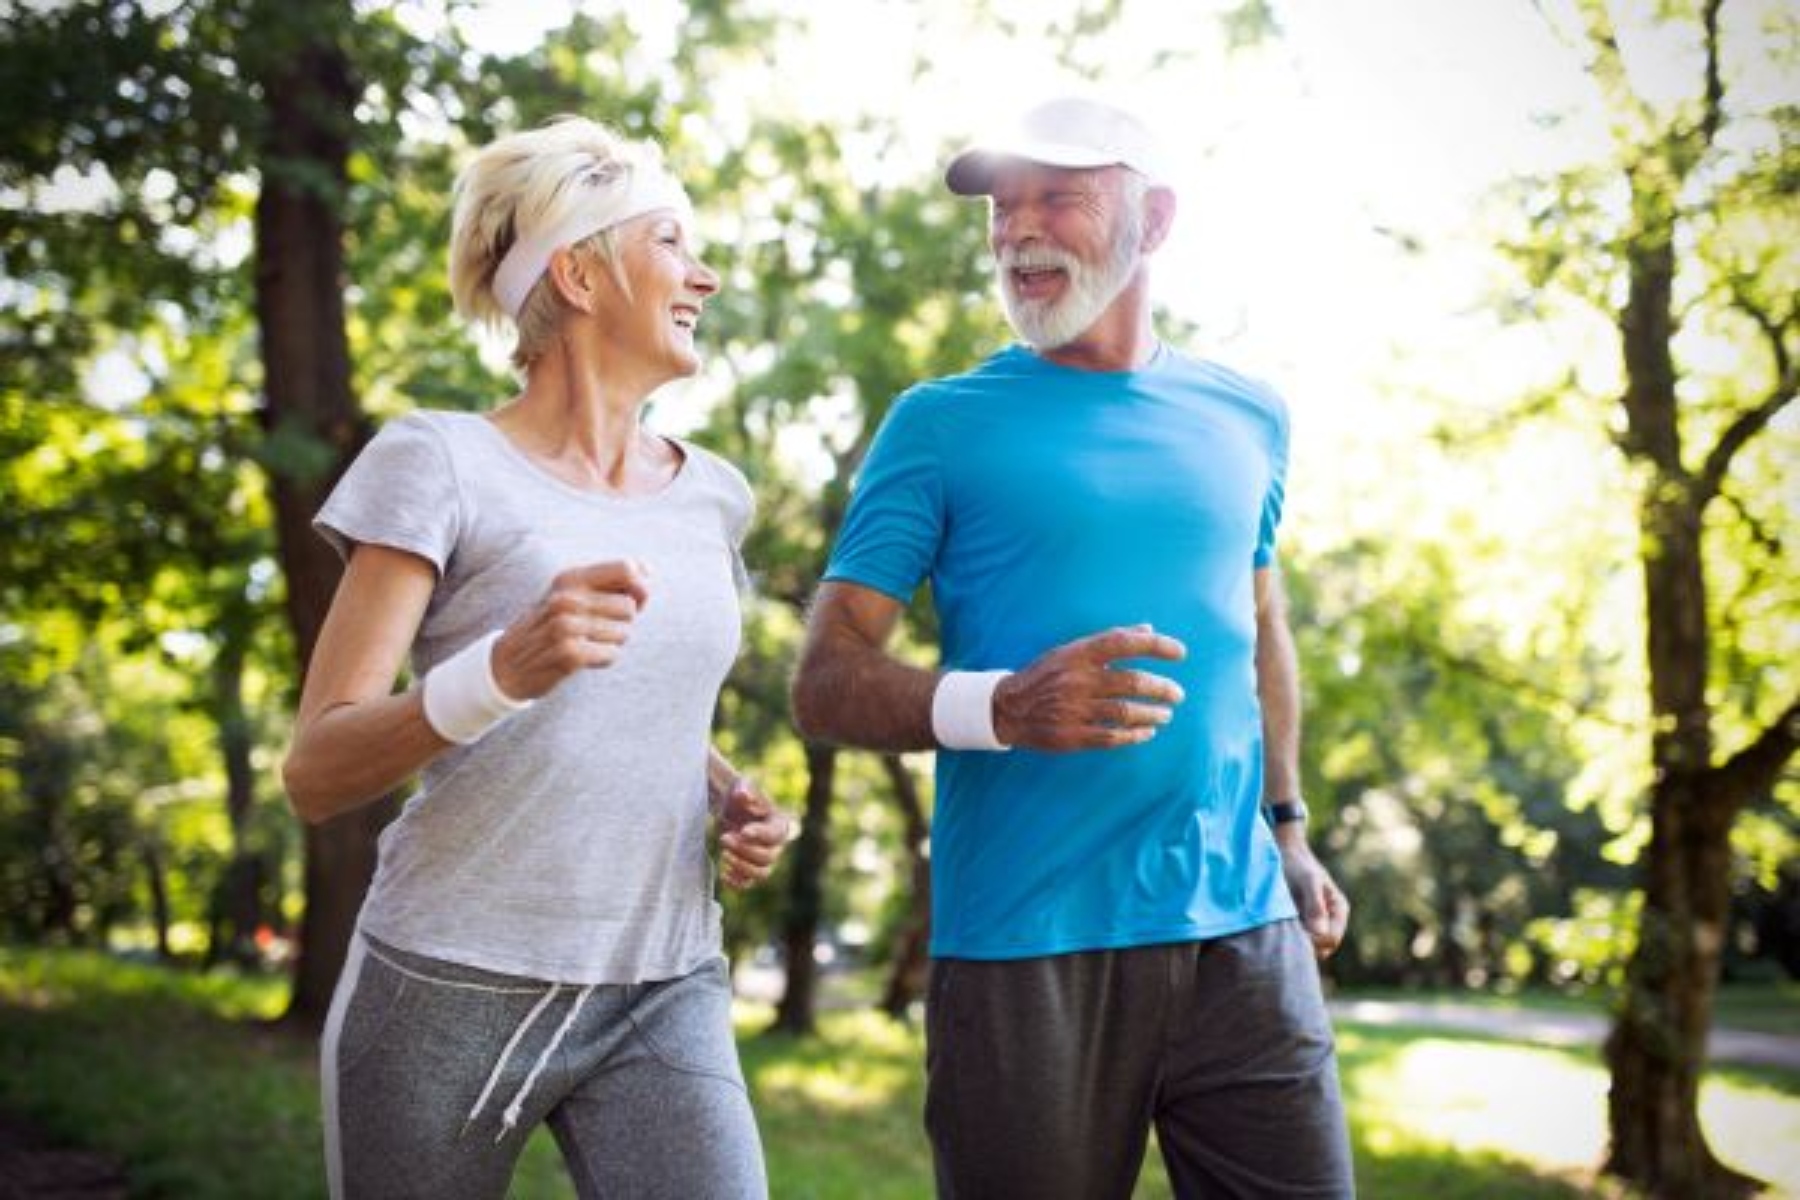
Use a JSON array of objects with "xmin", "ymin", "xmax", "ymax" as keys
[{"xmin": 945, "ymin": 97, "xmax": 1167, "ymax": 196}]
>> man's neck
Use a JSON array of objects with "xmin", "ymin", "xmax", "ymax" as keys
[{"xmin": 1035, "ymin": 277, "xmax": 1158, "ymax": 372}]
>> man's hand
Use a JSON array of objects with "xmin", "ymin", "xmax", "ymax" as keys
[
  {"xmin": 717, "ymin": 777, "xmax": 796, "ymax": 891},
  {"xmin": 991, "ymin": 624, "xmax": 1186, "ymax": 751},
  {"xmin": 1275, "ymin": 826, "xmax": 1350, "ymax": 960}
]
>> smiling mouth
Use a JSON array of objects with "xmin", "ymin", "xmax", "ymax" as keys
[
  {"xmin": 1008, "ymin": 266, "xmax": 1067, "ymax": 297},
  {"xmin": 672, "ymin": 305, "xmax": 701, "ymax": 330}
]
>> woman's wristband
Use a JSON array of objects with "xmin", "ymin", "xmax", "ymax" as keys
[
  {"xmin": 931, "ymin": 670, "xmax": 1013, "ymax": 752},
  {"xmin": 421, "ymin": 630, "xmax": 532, "ymax": 745}
]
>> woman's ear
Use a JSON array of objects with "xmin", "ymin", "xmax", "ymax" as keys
[{"xmin": 546, "ymin": 246, "xmax": 597, "ymax": 314}]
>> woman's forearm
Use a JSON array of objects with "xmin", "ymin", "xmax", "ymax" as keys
[{"xmin": 283, "ymin": 689, "xmax": 447, "ymax": 823}]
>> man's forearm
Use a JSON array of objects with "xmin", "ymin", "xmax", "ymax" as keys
[
  {"xmin": 792, "ymin": 634, "xmax": 939, "ymax": 752},
  {"xmin": 1258, "ymin": 636, "xmax": 1301, "ymax": 799},
  {"xmin": 1255, "ymin": 576, "xmax": 1303, "ymax": 802}
]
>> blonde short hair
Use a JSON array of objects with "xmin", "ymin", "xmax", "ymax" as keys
[{"xmin": 449, "ymin": 116, "xmax": 672, "ymax": 370}]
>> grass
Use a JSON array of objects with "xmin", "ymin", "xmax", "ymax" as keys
[
  {"xmin": 0, "ymin": 949, "xmax": 316, "ymax": 1199},
  {"xmin": 3, "ymin": 947, "xmax": 1797, "ymax": 1199}
]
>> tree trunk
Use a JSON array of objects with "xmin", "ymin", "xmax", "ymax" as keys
[
  {"xmin": 1436, "ymin": 878, "xmax": 1466, "ymax": 990},
  {"xmin": 1602, "ymin": 215, "xmax": 1762, "ymax": 1199},
  {"xmin": 33, "ymin": 793, "xmax": 79, "ymax": 942},
  {"xmin": 1604, "ymin": 778, "xmax": 1755, "ymax": 1197},
  {"xmin": 772, "ymin": 742, "xmax": 836, "ymax": 1035},
  {"xmin": 246, "ymin": 2, "xmax": 390, "ymax": 1030},
  {"xmin": 1603, "ymin": 476, "xmax": 1760, "ymax": 1194},
  {"xmin": 877, "ymin": 754, "xmax": 931, "ymax": 1020},
  {"xmin": 211, "ymin": 634, "xmax": 265, "ymax": 968},
  {"xmin": 143, "ymin": 840, "xmax": 172, "ymax": 962}
]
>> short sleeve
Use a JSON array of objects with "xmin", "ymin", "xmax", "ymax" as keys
[
  {"xmin": 314, "ymin": 413, "xmax": 461, "ymax": 573},
  {"xmin": 823, "ymin": 390, "xmax": 944, "ymax": 603},
  {"xmin": 1253, "ymin": 390, "xmax": 1290, "ymax": 568}
]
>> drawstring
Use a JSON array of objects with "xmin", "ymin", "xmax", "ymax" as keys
[
  {"xmin": 496, "ymin": 984, "xmax": 595, "ymax": 1141},
  {"xmin": 462, "ymin": 985, "xmax": 557, "ymax": 1139},
  {"xmin": 461, "ymin": 982, "xmax": 598, "ymax": 1142}
]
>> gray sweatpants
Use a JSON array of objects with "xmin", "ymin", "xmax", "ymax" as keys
[
  {"xmin": 321, "ymin": 935, "xmax": 767, "ymax": 1200},
  {"xmin": 925, "ymin": 919, "xmax": 1355, "ymax": 1199}
]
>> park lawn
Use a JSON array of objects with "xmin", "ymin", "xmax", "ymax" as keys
[{"xmin": 2, "ymin": 947, "xmax": 1796, "ymax": 1199}]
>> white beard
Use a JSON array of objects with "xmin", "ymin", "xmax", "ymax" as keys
[{"xmin": 997, "ymin": 208, "xmax": 1142, "ymax": 351}]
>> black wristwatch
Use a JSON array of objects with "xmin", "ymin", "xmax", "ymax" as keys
[{"xmin": 1263, "ymin": 799, "xmax": 1309, "ymax": 828}]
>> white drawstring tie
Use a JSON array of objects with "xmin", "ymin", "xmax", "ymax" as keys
[{"xmin": 462, "ymin": 983, "xmax": 597, "ymax": 1142}]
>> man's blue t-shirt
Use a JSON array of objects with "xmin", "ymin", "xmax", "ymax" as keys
[{"xmin": 824, "ymin": 343, "xmax": 1299, "ymax": 959}]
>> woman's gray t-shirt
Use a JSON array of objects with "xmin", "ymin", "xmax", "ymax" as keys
[{"xmin": 314, "ymin": 410, "xmax": 752, "ymax": 985}]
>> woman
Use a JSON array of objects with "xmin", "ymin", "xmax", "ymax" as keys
[{"xmin": 282, "ymin": 116, "xmax": 791, "ymax": 1200}]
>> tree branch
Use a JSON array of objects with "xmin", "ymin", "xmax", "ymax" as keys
[
  {"xmin": 1697, "ymin": 383, "xmax": 1796, "ymax": 504},
  {"xmin": 1697, "ymin": 283, "xmax": 1798, "ymax": 503},
  {"xmin": 1732, "ymin": 281, "xmax": 1796, "ymax": 385},
  {"xmin": 1428, "ymin": 645, "xmax": 1638, "ymax": 732},
  {"xmin": 1567, "ymin": 0, "xmax": 1655, "ymax": 140},
  {"xmin": 1699, "ymin": 0, "xmax": 1724, "ymax": 148},
  {"xmin": 1710, "ymin": 693, "xmax": 1800, "ymax": 816},
  {"xmin": 1718, "ymin": 486, "xmax": 1785, "ymax": 562},
  {"xmin": 1573, "ymin": 0, "xmax": 1626, "ymax": 101}
]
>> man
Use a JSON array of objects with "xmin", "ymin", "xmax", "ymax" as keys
[{"xmin": 791, "ymin": 96, "xmax": 1355, "ymax": 1198}]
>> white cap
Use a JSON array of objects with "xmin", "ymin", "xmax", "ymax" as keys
[{"xmin": 945, "ymin": 97, "xmax": 1168, "ymax": 196}]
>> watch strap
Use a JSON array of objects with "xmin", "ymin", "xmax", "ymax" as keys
[{"xmin": 1263, "ymin": 799, "xmax": 1309, "ymax": 827}]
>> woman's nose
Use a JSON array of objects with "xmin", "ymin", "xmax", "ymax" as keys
[{"xmin": 690, "ymin": 258, "xmax": 721, "ymax": 296}]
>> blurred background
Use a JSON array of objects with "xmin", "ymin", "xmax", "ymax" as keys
[{"xmin": 1, "ymin": 0, "xmax": 1795, "ymax": 1196}]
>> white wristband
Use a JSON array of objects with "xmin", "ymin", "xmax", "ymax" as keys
[
  {"xmin": 931, "ymin": 670, "xmax": 1013, "ymax": 752},
  {"xmin": 421, "ymin": 630, "xmax": 532, "ymax": 745}
]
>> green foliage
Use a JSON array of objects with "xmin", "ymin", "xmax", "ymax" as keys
[
  {"xmin": 0, "ymin": 256, "xmax": 289, "ymax": 957},
  {"xmin": 1219, "ymin": 0, "xmax": 1283, "ymax": 51},
  {"xmin": 1524, "ymin": 888, "xmax": 1644, "ymax": 992},
  {"xmin": 0, "ymin": 617, "xmax": 283, "ymax": 953},
  {"xmin": 1291, "ymin": 540, "xmax": 1623, "ymax": 990}
]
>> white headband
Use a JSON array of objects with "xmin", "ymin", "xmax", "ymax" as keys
[{"xmin": 491, "ymin": 163, "xmax": 693, "ymax": 319}]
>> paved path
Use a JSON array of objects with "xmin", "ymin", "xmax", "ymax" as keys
[{"xmin": 1329, "ymin": 998, "xmax": 1800, "ymax": 1072}]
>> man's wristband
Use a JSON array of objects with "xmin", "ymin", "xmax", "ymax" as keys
[
  {"xmin": 421, "ymin": 630, "xmax": 533, "ymax": 745},
  {"xmin": 931, "ymin": 670, "xmax": 1013, "ymax": 752},
  {"xmin": 1263, "ymin": 798, "xmax": 1309, "ymax": 828}
]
